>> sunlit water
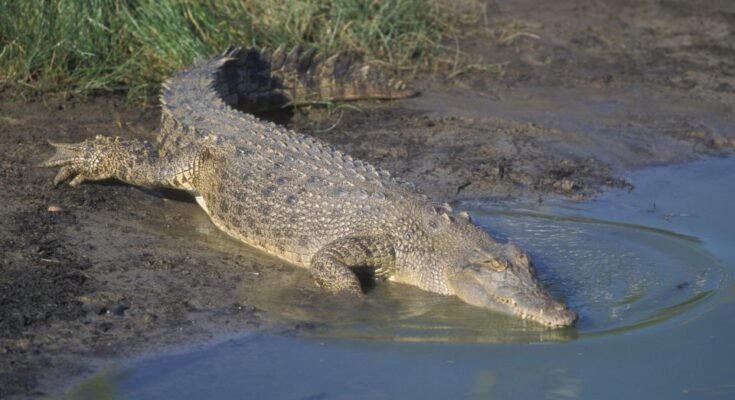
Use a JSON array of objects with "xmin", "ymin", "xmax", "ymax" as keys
[{"xmin": 70, "ymin": 157, "xmax": 735, "ymax": 399}]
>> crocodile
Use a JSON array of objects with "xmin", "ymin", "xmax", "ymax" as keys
[{"xmin": 42, "ymin": 46, "xmax": 577, "ymax": 327}]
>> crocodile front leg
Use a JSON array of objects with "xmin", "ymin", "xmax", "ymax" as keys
[
  {"xmin": 310, "ymin": 236, "xmax": 395, "ymax": 295},
  {"xmin": 41, "ymin": 135, "xmax": 208, "ymax": 190}
]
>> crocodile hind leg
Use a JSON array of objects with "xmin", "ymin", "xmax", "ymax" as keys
[
  {"xmin": 310, "ymin": 236, "xmax": 395, "ymax": 295},
  {"xmin": 41, "ymin": 135, "xmax": 209, "ymax": 190}
]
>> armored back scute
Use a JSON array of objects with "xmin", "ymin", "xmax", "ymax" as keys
[{"xmin": 157, "ymin": 46, "xmax": 415, "ymax": 154}]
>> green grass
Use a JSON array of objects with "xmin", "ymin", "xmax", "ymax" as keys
[{"xmin": 0, "ymin": 0, "xmax": 447, "ymax": 102}]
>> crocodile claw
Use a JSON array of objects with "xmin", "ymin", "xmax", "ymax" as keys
[
  {"xmin": 40, "ymin": 141, "xmax": 80, "ymax": 168},
  {"xmin": 40, "ymin": 140, "xmax": 91, "ymax": 186},
  {"xmin": 52, "ymin": 166, "xmax": 78, "ymax": 186}
]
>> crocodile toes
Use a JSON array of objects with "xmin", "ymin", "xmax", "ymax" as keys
[
  {"xmin": 40, "ymin": 141, "xmax": 82, "ymax": 168},
  {"xmin": 52, "ymin": 166, "xmax": 78, "ymax": 186}
]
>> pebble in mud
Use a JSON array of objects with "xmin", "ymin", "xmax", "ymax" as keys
[{"xmin": 142, "ymin": 313, "xmax": 158, "ymax": 323}]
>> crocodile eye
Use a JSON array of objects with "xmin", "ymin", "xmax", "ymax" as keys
[{"xmin": 484, "ymin": 258, "xmax": 508, "ymax": 271}]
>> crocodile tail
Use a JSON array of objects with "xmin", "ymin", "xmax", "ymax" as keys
[
  {"xmin": 216, "ymin": 45, "xmax": 417, "ymax": 112},
  {"xmin": 157, "ymin": 45, "xmax": 415, "ymax": 153}
]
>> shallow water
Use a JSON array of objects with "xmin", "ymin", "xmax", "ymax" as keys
[{"xmin": 70, "ymin": 157, "xmax": 735, "ymax": 399}]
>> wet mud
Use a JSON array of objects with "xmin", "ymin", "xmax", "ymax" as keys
[{"xmin": 1, "ymin": 0, "xmax": 734, "ymax": 398}]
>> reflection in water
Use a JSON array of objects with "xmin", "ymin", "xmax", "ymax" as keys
[
  {"xmin": 236, "ymin": 256, "xmax": 579, "ymax": 344},
  {"xmin": 471, "ymin": 370, "xmax": 498, "ymax": 399},
  {"xmin": 544, "ymin": 368, "xmax": 583, "ymax": 400},
  {"xmin": 67, "ymin": 368, "xmax": 127, "ymax": 400},
  {"xmin": 471, "ymin": 368, "xmax": 583, "ymax": 400},
  {"xmin": 681, "ymin": 383, "xmax": 735, "ymax": 396}
]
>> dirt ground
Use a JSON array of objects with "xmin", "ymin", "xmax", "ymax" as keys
[{"xmin": 1, "ymin": 0, "xmax": 734, "ymax": 398}]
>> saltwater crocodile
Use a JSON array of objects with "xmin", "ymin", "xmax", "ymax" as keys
[{"xmin": 42, "ymin": 46, "xmax": 576, "ymax": 327}]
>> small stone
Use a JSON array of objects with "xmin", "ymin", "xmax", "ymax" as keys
[
  {"xmin": 15, "ymin": 338, "xmax": 31, "ymax": 350},
  {"xmin": 111, "ymin": 304, "xmax": 129, "ymax": 316},
  {"xmin": 228, "ymin": 302, "xmax": 250, "ymax": 314},
  {"xmin": 82, "ymin": 303, "xmax": 105, "ymax": 316},
  {"xmin": 184, "ymin": 298, "xmax": 205, "ymax": 310},
  {"xmin": 560, "ymin": 179, "xmax": 577, "ymax": 191},
  {"xmin": 48, "ymin": 205, "xmax": 64, "ymax": 212}
]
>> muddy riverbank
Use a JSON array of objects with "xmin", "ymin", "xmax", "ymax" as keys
[{"xmin": 1, "ymin": 0, "xmax": 734, "ymax": 398}]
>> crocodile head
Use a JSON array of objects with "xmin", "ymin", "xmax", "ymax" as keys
[
  {"xmin": 400, "ymin": 204, "xmax": 577, "ymax": 328},
  {"xmin": 446, "ymin": 242, "xmax": 577, "ymax": 328}
]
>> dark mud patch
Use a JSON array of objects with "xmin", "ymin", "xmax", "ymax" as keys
[
  {"xmin": 312, "ymin": 107, "xmax": 632, "ymax": 201},
  {"xmin": 2, "ymin": 0, "xmax": 735, "ymax": 398}
]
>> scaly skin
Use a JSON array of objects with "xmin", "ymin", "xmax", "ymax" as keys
[{"xmin": 42, "ymin": 47, "xmax": 577, "ymax": 327}]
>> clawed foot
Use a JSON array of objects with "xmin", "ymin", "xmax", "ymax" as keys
[
  {"xmin": 340, "ymin": 282, "xmax": 367, "ymax": 298},
  {"xmin": 40, "ymin": 136, "xmax": 117, "ymax": 186},
  {"xmin": 313, "ymin": 269, "xmax": 367, "ymax": 299},
  {"xmin": 326, "ymin": 284, "xmax": 367, "ymax": 308}
]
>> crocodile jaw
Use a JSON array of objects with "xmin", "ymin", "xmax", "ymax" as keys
[{"xmin": 448, "ymin": 264, "xmax": 577, "ymax": 328}]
